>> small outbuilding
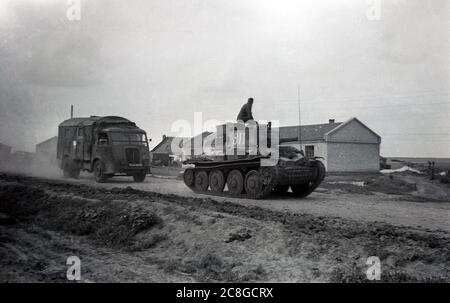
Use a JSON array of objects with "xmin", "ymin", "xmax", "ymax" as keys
[
  {"xmin": 35, "ymin": 136, "xmax": 58, "ymax": 166},
  {"xmin": 0, "ymin": 142, "xmax": 12, "ymax": 159},
  {"xmin": 151, "ymin": 135, "xmax": 189, "ymax": 166}
]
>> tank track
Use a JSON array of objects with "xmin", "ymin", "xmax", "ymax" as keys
[{"xmin": 183, "ymin": 157, "xmax": 326, "ymax": 199}]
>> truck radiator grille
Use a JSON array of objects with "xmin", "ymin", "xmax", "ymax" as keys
[{"xmin": 125, "ymin": 148, "xmax": 140, "ymax": 164}]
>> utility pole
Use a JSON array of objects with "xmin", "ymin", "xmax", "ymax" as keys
[{"xmin": 297, "ymin": 85, "xmax": 302, "ymax": 151}]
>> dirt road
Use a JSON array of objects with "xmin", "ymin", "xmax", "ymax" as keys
[
  {"xmin": 34, "ymin": 172, "xmax": 450, "ymax": 233},
  {"xmin": 1, "ymin": 172, "xmax": 449, "ymax": 282}
]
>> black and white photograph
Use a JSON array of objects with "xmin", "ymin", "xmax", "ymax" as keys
[{"xmin": 0, "ymin": 0, "xmax": 449, "ymax": 289}]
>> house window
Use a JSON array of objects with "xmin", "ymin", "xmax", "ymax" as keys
[{"xmin": 305, "ymin": 145, "xmax": 314, "ymax": 158}]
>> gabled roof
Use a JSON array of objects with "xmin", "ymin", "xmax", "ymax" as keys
[
  {"xmin": 36, "ymin": 136, "xmax": 58, "ymax": 148},
  {"xmin": 0, "ymin": 142, "xmax": 12, "ymax": 149},
  {"xmin": 151, "ymin": 136, "xmax": 188, "ymax": 154},
  {"xmin": 324, "ymin": 117, "xmax": 381, "ymax": 140},
  {"xmin": 186, "ymin": 131, "xmax": 214, "ymax": 148},
  {"xmin": 278, "ymin": 122, "xmax": 342, "ymax": 142}
]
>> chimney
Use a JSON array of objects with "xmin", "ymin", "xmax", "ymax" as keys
[
  {"xmin": 70, "ymin": 105, "xmax": 74, "ymax": 119},
  {"xmin": 329, "ymin": 119, "xmax": 335, "ymax": 124},
  {"xmin": 162, "ymin": 134, "xmax": 166, "ymax": 140}
]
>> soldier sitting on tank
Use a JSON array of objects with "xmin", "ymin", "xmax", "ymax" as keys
[{"xmin": 237, "ymin": 98, "xmax": 255, "ymax": 123}]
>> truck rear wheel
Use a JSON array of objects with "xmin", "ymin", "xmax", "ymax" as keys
[
  {"xmin": 63, "ymin": 159, "xmax": 70, "ymax": 178},
  {"xmin": 63, "ymin": 158, "xmax": 80, "ymax": 179},
  {"xmin": 133, "ymin": 171, "xmax": 146, "ymax": 182},
  {"xmin": 93, "ymin": 161, "xmax": 108, "ymax": 183},
  {"xmin": 71, "ymin": 165, "xmax": 80, "ymax": 179}
]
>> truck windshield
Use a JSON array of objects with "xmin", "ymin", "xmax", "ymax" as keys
[{"xmin": 109, "ymin": 133, "xmax": 148, "ymax": 146}]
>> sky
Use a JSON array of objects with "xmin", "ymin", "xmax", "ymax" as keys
[{"xmin": 0, "ymin": 0, "xmax": 449, "ymax": 157}]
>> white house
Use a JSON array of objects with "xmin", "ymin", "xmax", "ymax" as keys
[{"xmin": 278, "ymin": 118, "xmax": 381, "ymax": 172}]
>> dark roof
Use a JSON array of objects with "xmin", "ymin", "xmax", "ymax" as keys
[
  {"xmin": 59, "ymin": 116, "xmax": 132, "ymax": 127},
  {"xmin": 151, "ymin": 136, "xmax": 188, "ymax": 154},
  {"xmin": 278, "ymin": 122, "xmax": 342, "ymax": 142},
  {"xmin": 0, "ymin": 142, "xmax": 12, "ymax": 149},
  {"xmin": 187, "ymin": 131, "xmax": 213, "ymax": 148}
]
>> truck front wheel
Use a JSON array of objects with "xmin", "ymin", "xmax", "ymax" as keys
[{"xmin": 93, "ymin": 161, "xmax": 108, "ymax": 183}]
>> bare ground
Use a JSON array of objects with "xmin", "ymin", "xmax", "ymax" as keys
[
  {"xmin": 32, "ymin": 170, "xmax": 449, "ymax": 233},
  {"xmin": 0, "ymin": 172, "xmax": 449, "ymax": 282}
]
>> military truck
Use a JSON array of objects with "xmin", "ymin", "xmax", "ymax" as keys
[{"xmin": 57, "ymin": 116, "xmax": 150, "ymax": 182}]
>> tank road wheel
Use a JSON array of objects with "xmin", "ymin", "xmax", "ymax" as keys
[
  {"xmin": 291, "ymin": 160, "xmax": 326, "ymax": 198},
  {"xmin": 194, "ymin": 170, "xmax": 209, "ymax": 192},
  {"xmin": 183, "ymin": 168, "xmax": 195, "ymax": 188},
  {"xmin": 209, "ymin": 170, "xmax": 225, "ymax": 193},
  {"xmin": 133, "ymin": 171, "xmax": 146, "ymax": 183},
  {"xmin": 244, "ymin": 170, "xmax": 262, "ymax": 198},
  {"xmin": 227, "ymin": 169, "xmax": 244, "ymax": 196},
  {"xmin": 273, "ymin": 185, "xmax": 289, "ymax": 195},
  {"xmin": 93, "ymin": 161, "xmax": 108, "ymax": 183}
]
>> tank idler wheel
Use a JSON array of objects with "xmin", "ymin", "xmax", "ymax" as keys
[
  {"xmin": 183, "ymin": 168, "xmax": 195, "ymax": 188},
  {"xmin": 244, "ymin": 170, "xmax": 262, "ymax": 198},
  {"xmin": 227, "ymin": 169, "xmax": 244, "ymax": 196},
  {"xmin": 209, "ymin": 170, "xmax": 225, "ymax": 193},
  {"xmin": 195, "ymin": 170, "xmax": 209, "ymax": 192}
]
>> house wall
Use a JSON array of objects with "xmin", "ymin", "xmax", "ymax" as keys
[
  {"xmin": 36, "ymin": 138, "xmax": 58, "ymax": 157},
  {"xmin": 326, "ymin": 119, "xmax": 380, "ymax": 144},
  {"xmin": 35, "ymin": 138, "xmax": 58, "ymax": 167},
  {"xmin": 0, "ymin": 144, "xmax": 12, "ymax": 159},
  {"xmin": 152, "ymin": 153, "xmax": 170, "ymax": 165},
  {"xmin": 326, "ymin": 142, "xmax": 380, "ymax": 172}
]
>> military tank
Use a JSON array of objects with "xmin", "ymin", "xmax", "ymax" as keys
[{"xmin": 182, "ymin": 122, "xmax": 325, "ymax": 199}]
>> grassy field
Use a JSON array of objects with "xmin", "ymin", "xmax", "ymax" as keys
[{"xmin": 387, "ymin": 157, "xmax": 450, "ymax": 170}]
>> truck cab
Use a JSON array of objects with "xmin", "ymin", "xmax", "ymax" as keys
[{"xmin": 57, "ymin": 116, "xmax": 150, "ymax": 182}]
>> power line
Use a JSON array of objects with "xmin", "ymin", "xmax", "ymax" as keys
[
  {"xmin": 275, "ymin": 91, "xmax": 450, "ymax": 107},
  {"xmin": 297, "ymin": 84, "xmax": 302, "ymax": 150}
]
